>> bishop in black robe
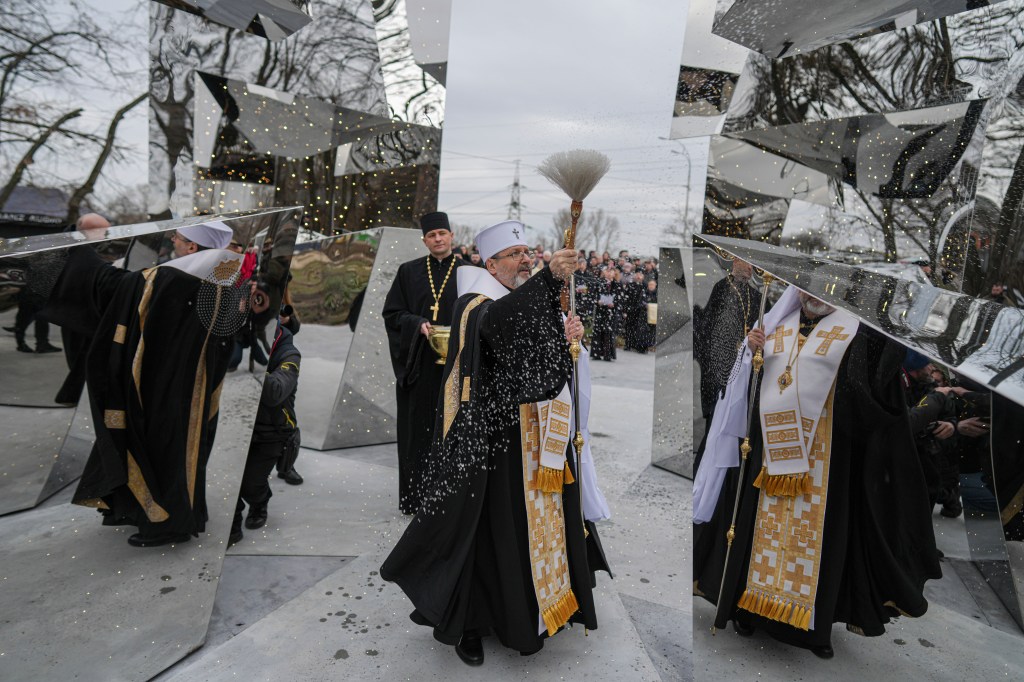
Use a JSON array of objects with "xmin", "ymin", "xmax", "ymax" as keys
[
  {"xmin": 383, "ymin": 216, "xmax": 463, "ymax": 515},
  {"xmin": 694, "ymin": 290, "xmax": 942, "ymax": 656},
  {"xmin": 40, "ymin": 244, "xmax": 241, "ymax": 545},
  {"xmin": 381, "ymin": 238, "xmax": 608, "ymax": 660}
]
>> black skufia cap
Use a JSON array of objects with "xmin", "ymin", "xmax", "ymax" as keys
[{"xmin": 419, "ymin": 211, "xmax": 451, "ymax": 235}]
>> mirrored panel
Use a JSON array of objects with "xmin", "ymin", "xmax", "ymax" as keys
[
  {"xmin": 702, "ymin": 233, "xmax": 1024, "ymax": 633},
  {"xmin": 0, "ymin": 0, "xmax": 147, "ymax": 239},
  {"xmin": 669, "ymin": 0, "xmax": 749, "ymax": 139},
  {"xmin": 651, "ymin": 247, "xmax": 692, "ymax": 477},
  {"xmin": 712, "ymin": 0, "xmax": 1014, "ymax": 60},
  {"xmin": 716, "ymin": 1, "xmax": 1024, "ymax": 136},
  {"xmin": 151, "ymin": 0, "xmax": 314, "ymax": 41},
  {"xmin": 0, "ymin": 206, "xmax": 299, "ymax": 680}
]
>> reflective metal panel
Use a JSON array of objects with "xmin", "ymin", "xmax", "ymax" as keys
[
  {"xmin": 669, "ymin": 0, "xmax": 749, "ymax": 139},
  {"xmin": 372, "ymin": 0, "xmax": 446, "ymax": 124},
  {"xmin": 651, "ymin": 247, "xmax": 692, "ymax": 477},
  {"xmin": 699, "ymin": 235, "xmax": 1024, "ymax": 405},
  {"xmin": 0, "ymin": 207, "xmax": 299, "ymax": 679},
  {"xmin": 150, "ymin": 0, "xmax": 393, "ymax": 222},
  {"xmin": 718, "ymin": 2, "xmax": 1024, "ymax": 136},
  {"xmin": 290, "ymin": 226, "xmax": 423, "ymax": 450},
  {"xmin": 151, "ymin": 0, "xmax": 314, "ymax": 41},
  {"xmin": 712, "ymin": 0, "xmax": 1014, "ymax": 59}
]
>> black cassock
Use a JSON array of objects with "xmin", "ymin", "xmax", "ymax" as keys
[
  {"xmin": 694, "ymin": 329, "xmax": 942, "ymax": 649},
  {"xmin": 380, "ymin": 268, "xmax": 607, "ymax": 654},
  {"xmin": 590, "ymin": 279, "xmax": 619, "ymax": 361},
  {"xmin": 382, "ymin": 253, "xmax": 463, "ymax": 514},
  {"xmin": 41, "ymin": 247, "xmax": 233, "ymax": 536}
]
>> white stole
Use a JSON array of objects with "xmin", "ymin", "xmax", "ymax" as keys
[{"xmin": 759, "ymin": 307, "xmax": 858, "ymax": 477}]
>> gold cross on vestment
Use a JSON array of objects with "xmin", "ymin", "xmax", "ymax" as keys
[
  {"xmin": 814, "ymin": 325, "xmax": 849, "ymax": 356},
  {"xmin": 766, "ymin": 325, "xmax": 793, "ymax": 353},
  {"xmin": 429, "ymin": 301, "xmax": 440, "ymax": 321}
]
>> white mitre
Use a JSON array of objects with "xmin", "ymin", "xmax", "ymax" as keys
[
  {"xmin": 474, "ymin": 219, "xmax": 528, "ymax": 260},
  {"xmin": 177, "ymin": 220, "xmax": 234, "ymax": 249}
]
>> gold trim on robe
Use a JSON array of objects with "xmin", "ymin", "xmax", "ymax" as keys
[
  {"xmin": 131, "ymin": 268, "xmax": 159, "ymax": 405},
  {"xmin": 738, "ymin": 382, "xmax": 836, "ymax": 632},
  {"xmin": 520, "ymin": 403, "xmax": 578, "ymax": 636},
  {"xmin": 442, "ymin": 296, "xmax": 486, "ymax": 439},
  {"xmin": 127, "ymin": 451, "xmax": 169, "ymax": 522}
]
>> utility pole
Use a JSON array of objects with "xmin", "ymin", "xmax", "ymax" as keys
[{"xmin": 507, "ymin": 159, "xmax": 522, "ymax": 221}]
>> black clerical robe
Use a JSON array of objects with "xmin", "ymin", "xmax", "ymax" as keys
[
  {"xmin": 694, "ymin": 328, "xmax": 942, "ymax": 649},
  {"xmin": 380, "ymin": 268, "xmax": 605, "ymax": 654},
  {"xmin": 694, "ymin": 274, "xmax": 761, "ymax": 418},
  {"xmin": 382, "ymin": 252, "xmax": 462, "ymax": 514},
  {"xmin": 42, "ymin": 247, "xmax": 233, "ymax": 536}
]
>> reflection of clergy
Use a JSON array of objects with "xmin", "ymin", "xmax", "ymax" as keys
[
  {"xmin": 693, "ymin": 286, "xmax": 941, "ymax": 659},
  {"xmin": 381, "ymin": 220, "xmax": 610, "ymax": 666},
  {"xmin": 41, "ymin": 223, "xmax": 242, "ymax": 548},
  {"xmin": 382, "ymin": 212, "xmax": 463, "ymax": 514}
]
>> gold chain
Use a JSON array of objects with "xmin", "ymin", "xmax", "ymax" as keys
[
  {"xmin": 427, "ymin": 256, "xmax": 457, "ymax": 321},
  {"xmin": 727, "ymin": 274, "xmax": 752, "ymax": 348}
]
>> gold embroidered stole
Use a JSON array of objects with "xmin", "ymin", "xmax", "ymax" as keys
[
  {"xmin": 442, "ymin": 295, "xmax": 487, "ymax": 438},
  {"xmin": 520, "ymin": 403, "xmax": 579, "ymax": 636},
  {"xmin": 739, "ymin": 377, "xmax": 837, "ymax": 632}
]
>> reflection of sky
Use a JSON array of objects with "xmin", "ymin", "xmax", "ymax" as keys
[
  {"xmin": 4, "ymin": 0, "xmax": 148, "ymax": 205},
  {"xmin": 438, "ymin": 0, "xmax": 690, "ymax": 256},
  {"xmin": 957, "ymin": 307, "xmax": 1024, "ymax": 396}
]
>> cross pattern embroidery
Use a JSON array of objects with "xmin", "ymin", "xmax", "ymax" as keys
[
  {"xmin": 766, "ymin": 325, "xmax": 793, "ymax": 353},
  {"xmin": 791, "ymin": 522, "xmax": 815, "ymax": 545},
  {"xmin": 512, "ymin": 227, "xmax": 520, "ymax": 238},
  {"xmin": 815, "ymin": 326, "xmax": 849, "ymax": 356}
]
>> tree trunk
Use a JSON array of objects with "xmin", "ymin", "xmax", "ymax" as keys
[
  {"xmin": 65, "ymin": 93, "xmax": 147, "ymax": 225},
  {"xmin": 0, "ymin": 108, "xmax": 82, "ymax": 210}
]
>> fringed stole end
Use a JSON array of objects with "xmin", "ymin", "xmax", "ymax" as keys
[
  {"xmin": 753, "ymin": 469, "xmax": 813, "ymax": 497},
  {"xmin": 737, "ymin": 588, "xmax": 812, "ymax": 631},
  {"xmin": 542, "ymin": 588, "xmax": 579, "ymax": 637},
  {"xmin": 533, "ymin": 462, "xmax": 573, "ymax": 493}
]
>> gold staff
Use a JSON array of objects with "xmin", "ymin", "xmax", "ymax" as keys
[
  {"xmin": 711, "ymin": 265, "xmax": 775, "ymax": 634},
  {"xmin": 537, "ymin": 149, "xmax": 611, "ymax": 534}
]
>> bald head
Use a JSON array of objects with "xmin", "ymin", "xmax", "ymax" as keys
[{"xmin": 76, "ymin": 213, "xmax": 111, "ymax": 231}]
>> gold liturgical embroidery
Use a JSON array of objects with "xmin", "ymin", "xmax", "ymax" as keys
[
  {"xmin": 442, "ymin": 296, "xmax": 486, "ymax": 439},
  {"xmin": 127, "ymin": 451, "xmax": 169, "ymax": 522},
  {"xmin": 739, "ymin": 384, "xmax": 836, "ymax": 632},
  {"xmin": 519, "ymin": 404, "xmax": 578, "ymax": 636},
  {"xmin": 113, "ymin": 324, "xmax": 127, "ymax": 344},
  {"xmin": 103, "ymin": 409, "xmax": 126, "ymax": 429}
]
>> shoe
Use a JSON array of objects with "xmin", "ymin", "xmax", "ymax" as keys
[
  {"xmin": 940, "ymin": 501, "xmax": 963, "ymax": 518},
  {"xmin": 227, "ymin": 528, "xmax": 243, "ymax": 547},
  {"xmin": 127, "ymin": 532, "xmax": 190, "ymax": 547},
  {"xmin": 733, "ymin": 619, "xmax": 755, "ymax": 637},
  {"xmin": 16, "ymin": 342, "xmax": 33, "ymax": 353},
  {"xmin": 244, "ymin": 504, "xmax": 267, "ymax": 529},
  {"xmin": 277, "ymin": 468, "xmax": 303, "ymax": 485},
  {"xmin": 811, "ymin": 644, "xmax": 834, "ymax": 660},
  {"xmin": 455, "ymin": 633, "xmax": 484, "ymax": 667},
  {"xmin": 2, "ymin": 326, "xmax": 15, "ymax": 333},
  {"xmin": 36, "ymin": 343, "xmax": 62, "ymax": 353},
  {"xmin": 101, "ymin": 513, "xmax": 132, "ymax": 527}
]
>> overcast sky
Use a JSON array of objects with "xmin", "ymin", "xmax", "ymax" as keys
[{"xmin": 438, "ymin": 0, "xmax": 695, "ymax": 256}]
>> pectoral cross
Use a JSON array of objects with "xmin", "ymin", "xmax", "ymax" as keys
[
  {"xmin": 429, "ymin": 301, "xmax": 439, "ymax": 321},
  {"xmin": 815, "ymin": 325, "xmax": 848, "ymax": 356},
  {"xmin": 766, "ymin": 325, "xmax": 793, "ymax": 353}
]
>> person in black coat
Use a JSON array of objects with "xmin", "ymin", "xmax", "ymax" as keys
[{"xmin": 230, "ymin": 322, "xmax": 301, "ymax": 545}]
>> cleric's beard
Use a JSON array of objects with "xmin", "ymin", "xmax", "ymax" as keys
[
  {"xmin": 510, "ymin": 271, "xmax": 530, "ymax": 289},
  {"xmin": 802, "ymin": 298, "xmax": 835, "ymax": 318}
]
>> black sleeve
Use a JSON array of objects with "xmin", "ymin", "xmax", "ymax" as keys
[
  {"xmin": 262, "ymin": 348, "xmax": 301, "ymax": 407},
  {"xmin": 381, "ymin": 263, "xmax": 428, "ymax": 386},
  {"xmin": 478, "ymin": 267, "xmax": 572, "ymax": 404}
]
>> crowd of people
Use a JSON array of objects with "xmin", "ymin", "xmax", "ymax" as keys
[{"xmin": 446, "ymin": 242, "xmax": 660, "ymax": 359}]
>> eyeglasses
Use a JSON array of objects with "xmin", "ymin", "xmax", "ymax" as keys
[{"xmin": 492, "ymin": 249, "xmax": 534, "ymax": 261}]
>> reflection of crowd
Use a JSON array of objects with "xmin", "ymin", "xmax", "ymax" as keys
[{"xmin": 448, "ymin": 243, "xmax": 660, "ymax": 359}]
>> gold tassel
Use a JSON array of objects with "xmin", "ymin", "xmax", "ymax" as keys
[
  {"xmin": 753, "ymin": 466, "xmax": 766, "ymax": 489},
  {"xmin": 563, "ymin": 460, "xmax": 575, "ymax": 485},
  {"xmin": 758, "ymin": 471, "xmax": 812, "ymax": 498},
  {"xmin": 800, "ymin": 607, "xmax": 812, "ymax": 631},
  {"xmin": 782, "ymin": 602, "xmax": 793, "ymax": 622},
  {"xmin": 541, "ymin": 589, "xmax": 579, "ymax": 636},
  {"xmin": 534, "ymin": 464, "xmax": 565, "ymax": 493}
]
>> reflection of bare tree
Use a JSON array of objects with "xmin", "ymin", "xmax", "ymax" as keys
[
  {"xmin": 0, "ymin": 0, "xmax": 146, "ymax": 222},
  {"xmin": 545, "ymin": 207, "xmax": 621, "ymax": 254},
  {"xmin": 149, "ymin": 0, "xmax": 387, "ymax": 218}
]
